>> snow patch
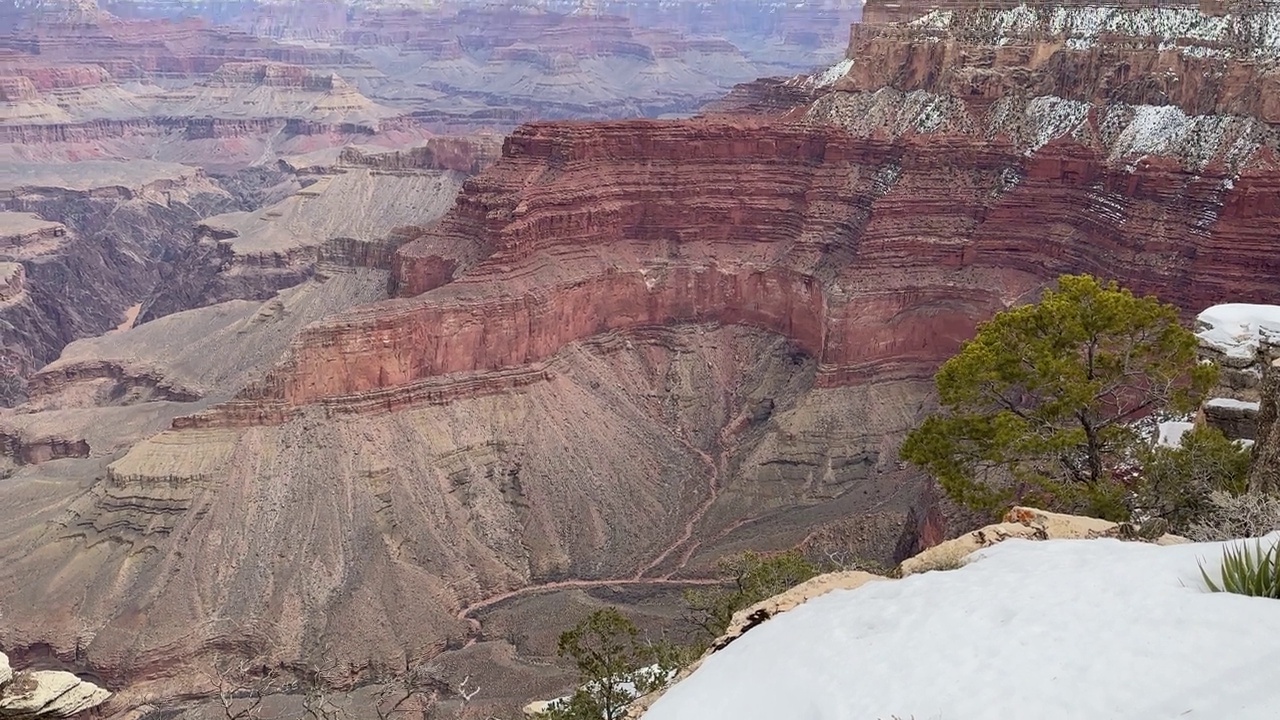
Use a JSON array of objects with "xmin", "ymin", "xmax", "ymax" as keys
[
  {"xmin": 1025, "ymin": 95, "xmax": 1091, "ymax": 152},
  {"xmin": 645, "ymin": 535, "xmax": 1280, "ymax": 720},
  {"xmin": 1196, "ymin": 303, "xmax": 1280, "ymax": 359},
  {"xmin": 1156, "ymin": 420, "xmax": 1196, "ymax": 448},
  {"xmin": 1206, "ymin": 397, "xmax": 1261, "ymax": 412},
  {"xmin": 812, "ymin": 58, "xmax": 854, "ymax": 88},
  {"xmin": 909, "ymin": 8, "xmax": 953, "ymax": 30}
]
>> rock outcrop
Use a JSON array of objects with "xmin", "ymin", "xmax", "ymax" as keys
[
  {"xmin": 189, "ymin": 75, "xmax": 1280, "ymax": 426},
  {"xmin": 0, "ymin": 166, "xmax": 235, "ymax": 404},
  {"xmin": 0, "ymin": 651, "xmax": 109, "ymax": 720}
]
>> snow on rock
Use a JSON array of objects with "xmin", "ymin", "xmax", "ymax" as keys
[
  {"xmin": 1206, "ymin": 397, "xmax": 1262, "ymax": 412},
  {"xmin": 1196, "ymin": 304, "xmax": 1280, "ymax": 360},
  {"xmin": 643, "ymin": 534, "xmax": 1280, "ymax": 720},
  {"xmin": 1157, "ymin": 420, "xmax": 1196, "ymax": 447},
  {"xmin": 915, "ymin": 3, "xmax": 1280, "ymax": 58},
  {"xmin": 811, "ymin": 58, "xmax": 854, "ymax": 88}
]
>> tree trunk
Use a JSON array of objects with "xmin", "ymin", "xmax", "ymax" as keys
[{"xmin": 1248, "ymin": 358, "xmax": 1280, "ymax": 494}]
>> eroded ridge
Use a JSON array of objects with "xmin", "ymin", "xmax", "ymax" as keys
[{"xmin": 184, "ymin": 0, "xmax": 1280, "ymax": 429}]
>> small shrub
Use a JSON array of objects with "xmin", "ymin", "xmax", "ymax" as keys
[
  {"xmin": 540, "ymin": 608, "xmax": 682, "ymax": 720},
  {"xmin": 682, "ymin": 550, "xmax": 819, "ymax": 644},
  {"xmin": 1200, "ymin": 539, "xmax": 1280, "ymax": 598},
  {"xmin": 1131, "ymin": 425, "xmax": 1252, "ymax": 534},
  {"xmin": 1186, "ymin": 491, "xmax": 1280, "ymax": 542}
]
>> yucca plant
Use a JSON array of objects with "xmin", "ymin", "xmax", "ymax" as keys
[{"xmin": 1200, "ymin": 539, "xmax": 1280, "ymax": 598}]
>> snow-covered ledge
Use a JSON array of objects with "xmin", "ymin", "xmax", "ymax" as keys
[
  {"xmin": 629, "ymin": 508, "xmax": 1187, "ymax": 719},
  {"xmin": 633, "ymin": 510, "xmax": 1280, "ymax": 720}
]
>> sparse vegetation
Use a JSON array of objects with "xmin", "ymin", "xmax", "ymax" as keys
[
  {"xmin": 682, "ymin": 550, "xmax": 820, "ymax": 645},
  {"xmin": 1187, "ymin": 490, "xmax": 1280, "ymax": 542},
  {"xmin": 901, "ymin": 274, "xmax": 1217, "ymax": 522},
  {"xmin": 1200, "ymin": 539, "xmax": 1280, "ymax": 598},
  {"xmin": 1131, "ymin": 424, "xmax": 1252, "ymax": 534},
  {"xmin": 538, "ymin": 608, "xmax": 684, "ymax": 720}
]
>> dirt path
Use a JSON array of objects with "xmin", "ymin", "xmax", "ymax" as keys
[
  {"xmin": 456, "ymin": 577, "xmax": 720, "ymax": 647},
  {"xmin": 633, "ymin": 441, "xmax": 720, "ymax": 580},
  {"xmin": 110, "ymin": 303, "xmax": 142, "ymax": 334},
  {"xmin": 457, "ymin": 412, "xmax": 740, "ymax": 644}
]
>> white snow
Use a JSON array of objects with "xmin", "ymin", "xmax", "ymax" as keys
[
  {"xmin": 1157, "ymin": 420, "xmax": 1196, "ymax": 447},
  {"xmin": 1206, "ymin": 397, "xmax": 1262, "ymax": 412},
  {"xmin": 1196, "ymin": 304, "xmax": 1280, "ymax": 360},
  {"xmin": 812, "ymin": 58, "xmax": 854, "ymax": 88},
  {"xmin": 913, "ymin": 3, "xmax": 1280, "ymax": 59},
  {"xmin": 645, "ymin": 536, "xmax": 1280, "ymax": 720}
]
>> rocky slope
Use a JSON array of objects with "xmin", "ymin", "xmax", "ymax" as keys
[
  {"xmin": 6, "ymin": 0, "xmax": 1280, "ymax": 716},
  {"xmin": 0, "ymin": 163, "xmax": 237, "ymax": 405},
  {"xmin": 137, "ymin": 137, "xmax": 496, "ymax": 321}
]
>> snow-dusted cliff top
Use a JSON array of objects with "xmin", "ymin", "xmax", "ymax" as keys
[
  {"xmin": 910, "ymin": 3, "xmax": 1280, "ymax": 57},
  {"xmin": 644, "ymin": 535, "xmax": 1280, "ymax": 720}
]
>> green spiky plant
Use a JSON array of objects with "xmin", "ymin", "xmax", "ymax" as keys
[{"xmin": 1200, "ymin": 540, "xmax": 1280, "ymax": 598}]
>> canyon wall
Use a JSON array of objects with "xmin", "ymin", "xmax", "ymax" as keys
[
  {"xmin": 9, "ymin": 0, "xmax": 1280, "ymax": 711},
  {"xmin": 187, "ymin": 82, "xmax": 1280, "ymax": 425}
]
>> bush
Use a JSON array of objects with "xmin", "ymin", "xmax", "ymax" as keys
[
  {"xmin": 1200, "ymin": 539, "xmax": 1280, "ymax": 598},
  {"xmin": 1186, "ymin": 490, "xmax": 1280, "ymax": 542},
  {"xmin": 541, "ymin": 608, "xmax": 683, "ymax": 720},
  {"xmin": 901, "ymin": 274, "xmax": 1216, "ymax": 521},
  {"xmin": 682, "ymin": 550, "xmax": 820, "ymax": 644},
  {"xmin": 1131, "ymin": 425, "xmax": 1252, "ymax": 533}
]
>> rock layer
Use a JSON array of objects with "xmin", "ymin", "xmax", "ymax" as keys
[
  {"xmin": 10, "ymin": 0, "xmax": 1280, "ymax": 713},
  {"xmin": 191, "ymin": 86, "xmax": 1280, "ymax": 426}
]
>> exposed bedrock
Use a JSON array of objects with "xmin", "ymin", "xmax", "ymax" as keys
[
  {"xmin": 137, "ymin": 162, "xmax": 470, "ymax": 323},
  {"xmin": 0, "ymin": 322, "xmax": 918, "ymax": 695},
  {"xmin": 185, "ymin": 107, "xmax": 1280, "ymax": 428},
  {"xmin": 0, "ymin": 172, "xmax": 238, "ymax": 403}
]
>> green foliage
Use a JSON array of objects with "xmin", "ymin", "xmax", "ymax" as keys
[
  {"xmin": 1132, "ymin": 425, "xmax": 1252, "ymax": 533},
  {"xmin": 1200, "ymin": 539, "xmax": 1280, "ymax": 598},
  {"xmin": 682, "ymin": 550, "xmax": 820, "ymax": 643},
  {"xmin": 540, "ymin": 608, "xmax": 681, "ymax": 720},
  {"xmin": 901, "ymin": 274, "xmax": 1217, "ymax": 520}
]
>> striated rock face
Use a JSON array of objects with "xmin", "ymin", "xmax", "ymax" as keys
[
  {"xmin": 191, "ymin": 81, "xmax": 1280, "ymax": 426},
  {"xmin": 136, "ymin": 146, "xmax": 476, "ymax": 323},
  {"xmin": 0, "ymin": 165, "xmax": 236, "ymax": 405},
  {"xmin": 11, "ymin": 0, "xmax": 1280, "ymax": 713}
]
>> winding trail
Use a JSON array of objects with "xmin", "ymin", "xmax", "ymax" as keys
[
  {"xmin": 457, "ymin": 577, "xmax": 720, "ymax": 647},
  {"xmin": 633, "ymin": 440, "xmax": 721, "ymax": 580},
  {"xmin": 456, "ymin": 416, "xmax": 740, "ymax": 645}
]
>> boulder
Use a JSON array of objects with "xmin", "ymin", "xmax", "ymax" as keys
[
  {"xmin": 898, "ymin": 507, "xmax": 1188, "ymax": 576},
  {"xmin": 0, "ymin": 652, "xmax": 111, "ymax": 719}
]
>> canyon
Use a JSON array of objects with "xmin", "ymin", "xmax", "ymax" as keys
[{"xmin": 3, "ymin": 0, "xmax": 1280, "ymax": 717}]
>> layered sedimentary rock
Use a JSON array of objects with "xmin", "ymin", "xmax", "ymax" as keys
[
  {"xmin": 8, "ymin": 0, "xmax": 1280, "ymax": 715},
  {"xmin": 192, "ymin": 76, "xmax": 1280, "ymax": 426},
  {"xmin": 0, "ymin": 164, "xmax": 235, "ymax": 403},
  {"xmin": 137, "ymin": 142, "xmax": 485, "ymax": 321},
  {"xmin": 0, "ymin": 55, "xmax": 438, "ymax": 168},
  {"xmin": 0, "ymin": 0, "xmax": 356, "ymax": 76}
]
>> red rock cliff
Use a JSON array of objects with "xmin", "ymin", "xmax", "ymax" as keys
[{"xmin": 181, "ymin": 0, "xmax": 1280, "ymax": 428}]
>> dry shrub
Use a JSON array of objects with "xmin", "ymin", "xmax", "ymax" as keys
[{"xmin": 1186, "ymin": 491, "xmax": 1280, "ymax": 542}]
